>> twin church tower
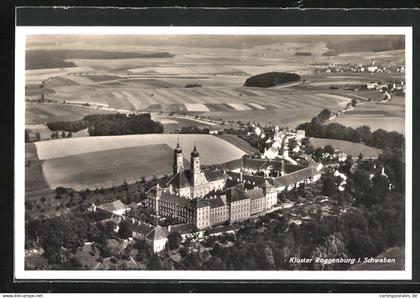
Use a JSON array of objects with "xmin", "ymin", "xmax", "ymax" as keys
[{"xmin": 173, "ymin": 141, "xmax": 201, "ymax": 185}]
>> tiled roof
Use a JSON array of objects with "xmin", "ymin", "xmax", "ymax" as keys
[
  {"xmin": 243, "ymin": 158, "xmax": 268, "ymax": 170},
  {"xmin": 204, "ymin": 169, "xmax": 225, "ymax": 181},
  {"xmin": 261, "ymin": 160, "xmax": 283, "ymax": 171},
  {"xmin": 260, "ymin": 180, "xmax": 274, "ymax": 189},
  {"xmin": 168, "ymin": 223, "xmax": 195, "ymax": 235},
  {"xmin": 284, "ymin": 164, "xmax": 305, "ymax": 174},
  {"xmin": 217, "ymin": 158, "xmax": 243, "ymax": 171},
  {"xmin": 132, "ymin": 222, "xmax": 154, "ymax": 236},
  {"xmin": 272, "ymin": 166, "xmax": 319, "ymax": 188},
  {"xmin": 224, "ymin": 187, "xmax": 247, "ymax": 203},
  {"xmin": 196, "ymin": 198, "xmax": 211, "ymax": 208},
  {"xmin": 227, "ymin": 171, "xmax": 267, "ymax": 186},
  {"xmin": 244, "ymin": 188, "xmax": 264, "ymax": 200},
  {"xmin": 159, "ymin": 192, "xmax": 191, "ymax": 207},
  {"xmin": 210, "ymin": 195, "xmax": 228, "ymax": 208},
  {"xmin": 146, "ymin": 226, "xmax": 169, "ymax": 241},
  {"xmin": 97, "ymin": 200, "xmax": 128, "ymax": 212},
  {"xmin": 166, "ymin": 170, "xmax": 193, "ymax": 188}
]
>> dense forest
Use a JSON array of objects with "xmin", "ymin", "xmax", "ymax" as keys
[
  {"xmin": 244, "ymin": 72, "xmax": 301, "ymax": 88},
  {"xmin": 47, "ymin": 113, "xmax": 163, "ymax": 136}
]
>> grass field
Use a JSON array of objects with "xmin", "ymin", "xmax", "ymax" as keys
[
  {"xmin": 216, "ymin": 134, "xmax": 258, "ymax": 155},
  {"xmin": 309, "ymin": 137, "xmax": 382, "ymax": 158},
  {"xmin": 25, "ymin": 103, "xmax": 113, "ymax": 125},
  {"xmin": 35, "ymin": 134, "xmax": 246, "ymax": 161},
  {"xmin": 25, "ymin": 143, "xmax": 54, "ymax": 200},
  {"xmin": 31, "ymin": 134, "xmax": 246, "ymax": 190},
  {"xmin": 331, "ymin": 95, "xmax": 405, "ymax": 134},
  {"xmin": 42, "ymin": 144, "xmax": 182, "ymax": 190}
]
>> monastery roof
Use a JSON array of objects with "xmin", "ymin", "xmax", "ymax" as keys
[
  {"xmin": 166, "ymin": 168, "xmax": 225, "ymax": 189},
  {"xmin": 196, "ymin": 198, "xmax": 211, "ymax": 208},
  {"xmin": 224, "ymin": 187, "xmax": 248, "ymax": 203},
  {"xmin": 261, "ymin": 160, "xmax": 284, "ymax": 171},
  {"xmin": 204, "ymin": 169, "xmax": 225, "ymax": 181},
  {"xmin": 244, "ymin": 188, "xmax": 265, "ymax": 200},
  {"xmin": 230, "ymin": 172, "xmax": 266, "ymax": 186},
  {"xmin": 210, "ymin": 195, "xmax": 228, "ymax": 208},
  {"xmin": 243, "ymin": 158, "xmax": 268, "ymax": 170},
  {"xmin": 217, "ymin": 158, "xmax": 243, "ymax": 171},
  {"xmin": 166, "ymin": 170, "xmax": 193, "ymax": 188},
  {"xmin": 159, "ymin": 192, "xmax": 191, "ymax": 207},
  {"xmin": 146, "ymin": 226, "xmax": 169, "ymax": 241},
  {"xmin": 260, "ymin": 180, "xmax": 274, "ymax": 189}
]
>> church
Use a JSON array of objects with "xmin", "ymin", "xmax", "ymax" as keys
[{"xmin": 164, "ymin": 142, "xmax": 226, "ymax": 198}]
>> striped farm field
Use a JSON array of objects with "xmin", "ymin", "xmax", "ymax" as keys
[
  {"xmin": 41, "ymin": 73, "xmax": 352, "ymax": 112},
  {"xmin": 25, "ymin": 103, "xmax": 114, "ymax": 125},
  {"xmin": 33, "ymin": 134, "xmax": 246, "ymax": 190}
]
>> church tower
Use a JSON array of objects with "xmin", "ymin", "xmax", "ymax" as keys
[
  {"xmin": 191, "ymin": 143, "xmax": 201, "ymax": 185},
  {"xmin": 173, "ymin": 140, "xmax": 184, "ymax": 175}
]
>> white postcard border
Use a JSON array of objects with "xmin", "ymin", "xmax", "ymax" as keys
[{"xmin": 15, "ymin": 26, "xmax": 413, "ymax": 280}]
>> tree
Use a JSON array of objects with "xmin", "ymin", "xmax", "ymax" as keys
[
  {"xmin": 317, "ymin": 109, "xmax": 332, "ymax": 123},
  {"xmin": 147, "ymin": 254, "xmax": 163, "ymax": 269},
  {"xmin": 166, "ymin": 232, "xmax": 182, "ymax": 250},
  {"xmin": 322, "ymin": 174, "xmax": 337, "ymax": 196},
  {"xmin": 118, "ymin": 220, "xmax": 133, "ymax": 239},
  {"xmin": 61, "ymin": 131, "xmax": 67, "ymax": 138}
]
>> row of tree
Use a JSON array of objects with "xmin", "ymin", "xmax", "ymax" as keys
[{"xmin": 46, "ymin": 113, "xmax": 163, "ymax": 136}]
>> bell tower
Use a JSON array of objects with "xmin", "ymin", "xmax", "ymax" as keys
[
  {"xmin": 191, "ymin": 143, "xmax": 201, "ymax": 184},
  {"xmin": 173, "ymin": 139, "xmax": 184, "ymax": 175}
]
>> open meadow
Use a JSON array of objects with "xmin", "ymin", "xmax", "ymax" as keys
[
  {"xmin": 29, "ymin": 134, "xmax": 246, "ymax": 191},
  {"xmin": 331, "ymin": 95, "xmax": 405, "ymax": 134},
  {"xmin": 309, "ymin": 137, "xmax": 383, "ymax": 158}
]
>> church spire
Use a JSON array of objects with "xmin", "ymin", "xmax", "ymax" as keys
[
  {"xmin": 191, "ymin": 141, "xmax": 200, "ymax": 157},
  {"xmin": 173, "ymin": 137, "xmax": 184, "ymax": 175}
]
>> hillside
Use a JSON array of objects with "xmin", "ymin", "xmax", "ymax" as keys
[
  {"xmin": 26, "ymin": 49, "xmax": 175, "ymax": 70},
  {"xmin": 244, "ymin": 72, "xmax": 301, "ymax": 88}
]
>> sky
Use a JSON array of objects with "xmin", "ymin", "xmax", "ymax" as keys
[{"xmin": 26, "ymin": 35, "xmax": 405, "ymax": 51}]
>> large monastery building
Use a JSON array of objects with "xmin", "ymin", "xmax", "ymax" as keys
[{"xmin": 147, "ymin": 140, "xmax": 322, "ymax": 231}]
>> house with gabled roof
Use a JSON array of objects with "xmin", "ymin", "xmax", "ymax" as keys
[
  {"xmin": 93, "ymin": 200, "xmax": 131, "ymax": 217},
  {"xmin": 145, "ymin": 226, "xmax": 169, "ymax": 253}
]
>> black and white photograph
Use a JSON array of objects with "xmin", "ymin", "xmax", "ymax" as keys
[{"xmin": 15, "ymin": 26, "xmax": 412, "ymax": 280}]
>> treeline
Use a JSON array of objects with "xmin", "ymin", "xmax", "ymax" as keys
[
  {"xmin": 297, "ymin": 111, "xmax": 404, "ymax": 151},
  {"xmin": 47, "ymin": 113, "xmax": 163, "ymax": 136},
  {"xmin": 178, "ymin": 126, "xmax": 210, "ymax": 134}
]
